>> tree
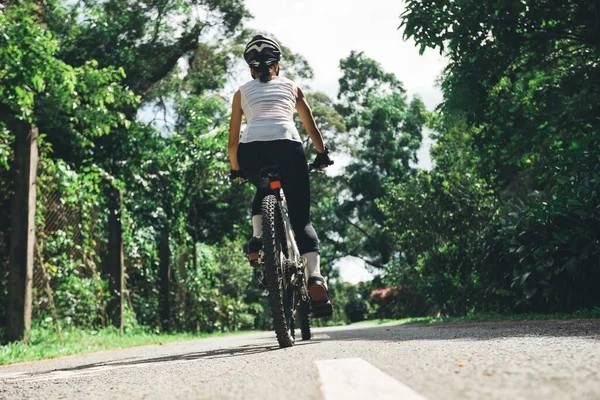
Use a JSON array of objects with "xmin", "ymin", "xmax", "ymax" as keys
[
  {"xmin": 401, "ymin": 0, "xmax": 600, "ymax": 311},
  {"xmin": 335, "ymin": 51, "xmax": 427, "ymax": 267},
  {"xmin": 378, "ymin": 115, "xmax": 498, "ymax": 314},
  {"xmin": 0, "ymin": 1, "xmax": 138, "ymax": 341}
]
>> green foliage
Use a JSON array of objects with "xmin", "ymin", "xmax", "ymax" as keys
[
  {"xmin": 0, "ymin": 5, "xmax": 137, "ymax": 335},
  {"xmin": 1, "ymin": 0, "xmax": 253, "ymax": 339},
  {"xmin": 172, "ymin": 240, "xmax": 255, "ymax": 333},
  {"xmin": 369, "ymin": 286, "xmax": 427, "ymax": 319},
  {"xmin": 343, "ymin": 298, "xmax": 370, "ymax": 323},
  {"xmin": 53, "ymin": 275, "xmax": 107, "ymax": 327},
  {"xmin": 338, "ymin": 51, "xmax": 404, "ymax": 111},
  {"xmin": 9, "ymin": 0, "xmax": 598, "ymax": 346},
  {"xmin": 0, "ymin": 3, "xmax": 138, "ymax": 134},
  {"xmin": 335, "ymin": 52, "xmax": 427, "ymax": 266},
  {"xmin": 378, "ymin": 132, "xmax": 498, "ymax": 313},
  {"xmin": 34, "ymin": 157, "xmax": 109, "ymax": 328},
  {"xmin": 0, "ymin": 124, "xmax": 12, "ymax": 171},
  {"xmin": 393, "ymin": 0, "xmax": 600, "ymax": 313}
]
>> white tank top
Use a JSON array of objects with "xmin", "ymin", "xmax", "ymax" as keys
[{"xmin": 239, "ymin": 76, "xmax": 302, "ymax": 143}]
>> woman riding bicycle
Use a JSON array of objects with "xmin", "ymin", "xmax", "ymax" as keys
[{"xmin": 228, "ymin": 34, "xmax": 333, "ymax": 312}]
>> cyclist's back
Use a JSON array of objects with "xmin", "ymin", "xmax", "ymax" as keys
[{"xmin": 239, "ymin": 76, "xmax": 301, "ymax": 144}]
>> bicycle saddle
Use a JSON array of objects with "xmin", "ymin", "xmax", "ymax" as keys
[{"xmin": 258, "ymin": 165, "xmax": 281, "ymax": 180}]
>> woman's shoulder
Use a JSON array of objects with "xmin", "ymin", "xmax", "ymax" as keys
[
  {"xmin": 275, "ymin": 76, "xmax": 300, "ymax": 94},
  {"xmin": 240, "ymin": 78, "xmax": 259, "ymax": 90},
  {"xmin": 276, "ymin": 76, "xmax": 296, "ymax": 86}
]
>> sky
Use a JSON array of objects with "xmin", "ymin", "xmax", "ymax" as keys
[
  {"xmin": 242, "ymin": 0, "xmax": 447, "ymax": 284},
  {"xmin": 243, "ymin": 0, "xmax": 445, "ymax": 111}
]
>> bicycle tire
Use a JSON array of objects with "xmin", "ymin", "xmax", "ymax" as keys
[
  {"xmin": 262, "ymin": 194, "xmax": 295, "ymax": 348},
  {"xmin": 297, "ymin": 300, "xmax": 311, "ymax": 340}
]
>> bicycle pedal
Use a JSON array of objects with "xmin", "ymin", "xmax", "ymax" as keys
[{"xmin": 311, "ymin": 301, "xmax": 333, "ymax": 318}]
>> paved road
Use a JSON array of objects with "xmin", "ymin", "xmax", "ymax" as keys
[{"xmin": 1, "ymin": 319, "xmax": 599, "ymax": 399}]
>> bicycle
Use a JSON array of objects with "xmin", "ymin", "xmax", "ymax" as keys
[{"xmin": 253, "ymin": 163, "xmax": 333, "ymax": 348}]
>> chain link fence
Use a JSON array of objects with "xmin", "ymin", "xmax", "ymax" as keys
[{"xmin": 12, "ymin": 158, "xmax": 112, "ymax": 329}]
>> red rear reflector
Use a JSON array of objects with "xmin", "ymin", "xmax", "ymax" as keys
[{"xmin": 270, "ymin": 181, "xmax": 281, "ymax": 189}]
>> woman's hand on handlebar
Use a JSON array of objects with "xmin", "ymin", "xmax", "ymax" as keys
[
  {"xmin": 312, "ymin": 147, "xmax": 334, "ymax": 170},
  {"xmin": 230, "ymin": 169, "xmax": 247, "ymax": 182}
]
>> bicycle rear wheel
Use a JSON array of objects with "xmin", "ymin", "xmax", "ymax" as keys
[
  {"xmin": 262, "ymin": 194, "xmax": 295, "ymax": 348},
  {"xmin": 297, "ymin": 300, "xmax": 311, "ymax": 340}
]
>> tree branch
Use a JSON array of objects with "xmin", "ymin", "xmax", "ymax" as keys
[
  {"xmin": 134, "ymin": 22, "xmax": 206, "ymax": 95},
  {"xmin": 346, "ymin": 253, "xmax": 385, "ymax": 269},
  {"xmin": 340, "ymin": 214, "xmax": 376, "ymax": 242}
]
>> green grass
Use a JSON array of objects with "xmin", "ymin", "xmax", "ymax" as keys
[
  {"xmin": 351, "ymin": 307, "xmax": 600, "ymax": 327},
  {"xmin": 0, "ymin": 326, "xmax": 257, "ymax": 366}
]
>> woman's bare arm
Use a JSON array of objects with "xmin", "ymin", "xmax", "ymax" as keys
[
  {"xmin": 228, "ymin": 90, "xmax": 243, "ymax": 171},
  {"xmin": 295, "ymin": 86, "xmax": 325, "ymax": 153}
]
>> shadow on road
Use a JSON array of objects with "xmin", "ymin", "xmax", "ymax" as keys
[
  {"xmin": 20, "ymin": 340, "xmax": 319, "ymax": 378},
  {"xmin": 317, "ymin": 318, "xmax": 600, "ymax": 343}
]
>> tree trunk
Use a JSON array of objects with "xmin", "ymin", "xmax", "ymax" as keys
[
  {"xmin": 106, "ymin": 186, "xmax": 124, "ymax": 333},
  {"xmin": 158, "ymin": 226, "xmax": 171, "ymax": 331},
  {"xmin": 6, "ymin": 123, "xmax": 39, "ymax": 342}
]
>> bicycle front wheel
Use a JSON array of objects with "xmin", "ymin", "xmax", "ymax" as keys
[{"xmin": 262, "ymin": 194, "xmax": 295, "ymax": 348}]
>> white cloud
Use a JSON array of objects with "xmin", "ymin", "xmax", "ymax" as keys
[{"xmin": 335, "ymin": 256, "xmax": 376, "ymax": 284}]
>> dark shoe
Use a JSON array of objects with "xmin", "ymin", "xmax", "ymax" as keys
[
  {"xmin": 247, "ymin": 236, "xmax": 262, "ymax": 267},
  {"xmin": 308, "ymin": 274, "xmax": 333, "ymax": 318}
]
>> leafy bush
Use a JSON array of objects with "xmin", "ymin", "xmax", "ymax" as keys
[
  {"xmin": 168, "ymin": 240, "xmax": 255, "ymax": 333},
  {"xmin": 478, "ymin": 180, "xmax": 600, "ymax": 312},
  {"xmin": 343, "ymin": 298, "xmax": 369, "ymax": 323},
  {"xmin": 53, "ymin": 273, "xmax": 107, "ymax": 328},
  {"xmin": 378, "ymin": 163, "xmax": 498, "ymax": 314},
  {"xmin": 34, "ymin": 158, "xmax": 109, "ymax": 328},
  {"xmin": 387, "ymin": 0, "xmax": 600, "ymax": 315},
  {"xmin": 370, "ymin": 286, "xmax": 427, "ymax": 319}
]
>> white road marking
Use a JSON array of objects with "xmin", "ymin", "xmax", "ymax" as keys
[{"xmin": 315, "ymin": 358, "xmax": 426, "ymax": 400}]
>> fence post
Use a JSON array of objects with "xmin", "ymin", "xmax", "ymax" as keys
[
  {"xmin": 6, "ymin": 123, "xmax": 38, "ymax": 342},
  {"xmin": 159, "ymin": 226, "xmax": 171, "ymax": 331},
  {"xmin": 106, "ymin": 186, "xmax": 124, "ymax": 333}
]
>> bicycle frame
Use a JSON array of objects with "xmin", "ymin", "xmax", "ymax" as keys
[{"xmin": 273, "ymin": 189, "xmax": 304, "ymax": 288}]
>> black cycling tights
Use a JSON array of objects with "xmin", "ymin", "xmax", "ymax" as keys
[{"xmin": 237, "ymin": 139, "xmax": 319, "ymax": 254}]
